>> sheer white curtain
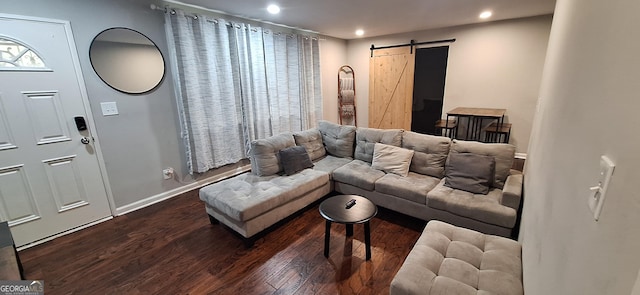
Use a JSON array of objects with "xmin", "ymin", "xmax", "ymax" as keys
[
  {"xmin": 165, "ymin": 10, "xmax": 322, "ymax": 174},
  {"xmin": 233, "ymin": 24, "xmax": 272, "ymax": 149},
  {"xmin": 165, "ymin": 11, "xmax": 245, "ymax": 174},
  {"xmin": 298, "ymin": 35, "xmax": 322, "ymax": 129}
]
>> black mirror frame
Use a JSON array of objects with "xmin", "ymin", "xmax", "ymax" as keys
[{"xmin": 89, "ymin": 27, "xmax": 166, "ymax": 95}]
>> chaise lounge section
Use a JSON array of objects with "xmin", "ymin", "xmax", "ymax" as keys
[{"xmin": 199, "ymin": 131, "xmax": 333, "ymax": 241}]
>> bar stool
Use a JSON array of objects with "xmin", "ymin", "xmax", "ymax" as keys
[
  {"xmin": 435, "ymin": 119, "xmax": 457, "ymax": 138},
  {"xmin": 484, "ymin": 122, "xmax": 512, "ymax": 143}
]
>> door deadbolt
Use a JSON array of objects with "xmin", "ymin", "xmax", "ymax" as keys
[{"xmin": 80, "ymin": 137, "xmax": 90, "ymax": 144}]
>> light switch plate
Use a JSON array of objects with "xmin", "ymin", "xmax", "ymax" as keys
[
  {"xmin": 100, "ymin": 102, "xmax": 119, "ymax": 116},
  {"xmin": 588, "ymin": 155, "xmax": 615, "ymax": 220},
  {"xmin": 599, "ymin": 155, "xmax": 615, "ymax": 193}
]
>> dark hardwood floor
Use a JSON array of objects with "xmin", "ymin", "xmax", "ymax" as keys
[{"xmin": 19, "ymin": 190, "xmax": 424, "ymax": 294}]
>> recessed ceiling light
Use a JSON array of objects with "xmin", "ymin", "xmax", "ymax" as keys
[
  {"xmin": 267, "ymin": 4, "xmax": 280, "ymax": 14},
  {"xmin": 479, "ymin": 11, "xmax": 492, "ymax": 19},
  {"xmin": 355, "ymin": 29, "xmax": 364, "ymax": 36}
]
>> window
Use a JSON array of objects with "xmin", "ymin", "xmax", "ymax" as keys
[
  {"xmin": 165, "ymin": 10, "xmax": 322, "ymax": 174},
  {"xmin": 0, "ymin": 37, "xmax": 47, "ymax": 70}
]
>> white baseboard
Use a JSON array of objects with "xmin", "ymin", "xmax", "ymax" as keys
[
  {"xmin": 16, "ymin": 166, "xmax": 251, "ymax": 251},
  {"xmin": 115, "ymin": 165, "xmax": 251, "ymax": 216},
  {"xmin": 515, "ymin": 153, "xmax": 527, "ymax": 159}
]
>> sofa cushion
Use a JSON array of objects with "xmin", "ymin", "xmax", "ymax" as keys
[
  {"xmin": 390, "ymin": 220, "xmax": 522, "ymax": 295},
  {"xmin": 199, "ymin": 169, "xmax": 329, "ymax": 222},
  {"xmin": 371, "ymin": 143, "xmax": 414, "ymax": 177},
  {"xmin": 312, "ymin": 155, "xmax": 352, "ymax": 177},
  {"xmin": 449, "ymin": 140, "xmax": 515, "ymax": 189},
  {"xmin": 427, "ymin": 180, "xmax": 517, "ymax": 228},
  {"xmin": 354, "ymin": 127, "xmax": 403, "ymax": 163},
  {"xmin": 279, "ymin": 146, "xmax": 314, "ymax": 176},
  {"xmin": 250, "ymin": 133, "xmax": 296, "ymax": 176},
  {"xmin": 402, "ymin": 131, "xmax": 451, "ymax": 178},
  {"xmin": 318, "ymin": 120, "xmax": 356, "ymax": 158},
  {"xmin": 375, "ymin": 172, "xmax": 440, "ymax": 205},
  {"xmin": 293, "ymin": 128, "xmax": 326, "ymax": 161},
  {"xmin": 332, "ymin": 160, "xmax": 385, "ymax": 191},
  {"xmin": 444, "ymin": 153, "xmax": 495, "ymax": 195}
]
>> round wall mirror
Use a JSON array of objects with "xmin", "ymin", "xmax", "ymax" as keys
[{"xmin": 90, "ymin": 28, "xmax": 165, "ymax": 94}]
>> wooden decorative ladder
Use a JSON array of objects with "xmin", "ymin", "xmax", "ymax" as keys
[{"xmin": 338, "ymin": 65, "xmax": 357, "ymax": 126}]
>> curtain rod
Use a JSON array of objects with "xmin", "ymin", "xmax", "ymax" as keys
[
  {"xmin": 370, "ymin": 39, "xmax": 456, "ymax": 57},
  {"xmin": 150, "ymin": 4, "xmax": 323, "ymax": 40},
  {"xmin": 151, "ymin": 4, "xmax": 222, "ymax": 23}
]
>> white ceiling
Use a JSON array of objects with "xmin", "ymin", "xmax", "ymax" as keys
[{"xmin": 168, "ymin": 0, "xmax": 556, "ymax": 40}]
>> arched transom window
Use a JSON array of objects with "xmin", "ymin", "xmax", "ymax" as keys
[{"xmin": 0, "ymin": 37, "xmax": 47, "ymax": 70}]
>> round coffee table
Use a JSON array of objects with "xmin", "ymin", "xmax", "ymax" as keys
[{"xmin": 319, "ymin": 194, "xmax": 377, "ymax": 260}]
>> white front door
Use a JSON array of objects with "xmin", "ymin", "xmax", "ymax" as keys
[{"xmin": 0, "ymin": 15, "xmax": 112, "ymax": 247}]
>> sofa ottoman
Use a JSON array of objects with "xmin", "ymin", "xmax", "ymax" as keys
[{"xmin": 390, "ymin": 220, "xmax": 522, "ymax": 295}]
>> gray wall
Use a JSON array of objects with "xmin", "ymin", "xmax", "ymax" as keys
[
  {"xmin": 346, "ymin": 15, "xmax": 552, "ymax": 153},
  {"xmin": 521, "ymin": 0, "xmax": 640, "ymax": 293},
  {"xmin": 320, "ymin": 36, "xmax": 348, "ymax": 124}
]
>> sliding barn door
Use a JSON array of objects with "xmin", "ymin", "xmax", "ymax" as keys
[{"xmin": 369, "ymin": 47, "xmax": 415, "ymax": 129}]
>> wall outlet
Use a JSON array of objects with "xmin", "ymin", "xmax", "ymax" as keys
[
  {"xmin": 100, "ymin": 102, "xmax": 119, "ymax": 116},
  {"xmin": 162, "ymin": 167, "xmax": 174, "ymax": 180}
]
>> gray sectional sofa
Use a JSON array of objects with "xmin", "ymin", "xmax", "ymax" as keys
[{"xmin": 199, "ymin": 120, "xmax": 523, "ymax": 241}]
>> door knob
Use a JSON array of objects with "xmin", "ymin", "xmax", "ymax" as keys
[{"xmin": 80, "ymin": 137, "xmax": 90, "ymax": 144}]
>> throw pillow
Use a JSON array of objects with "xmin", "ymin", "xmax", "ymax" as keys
[
  {"xmin": 444, "ymin": 152, "xmax": 496, "ymax": 195},
  {"xmin": 371, "ymin": 143, "xmax": 414, "ymax": 177},
  {"xmin": 450, "ymin": 139, "xmax": 515, "ymax": 189},
  {"xmin": 278, "ymin": 146, "xmax": 314, "ymax": 176}
]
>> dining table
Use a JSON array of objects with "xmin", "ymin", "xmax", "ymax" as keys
[{"xmin": 446, "ymin": 107, "xmax": 506, "ymax": 142}]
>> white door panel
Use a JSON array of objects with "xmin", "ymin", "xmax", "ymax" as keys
[
  {"xmin": 0, "ymin": 164, "xmax": 40, "ymax": 226},
  {"xmin": 0, "ymin": 15, "xmax": 111, "ymax": 246},
  {"xmin": 42, "ymin": 154, "xmax": 90, "ymax": 212},
  {"xmin": 22, "ymin": 91, "xmax": 72, "ymax": 145}
]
